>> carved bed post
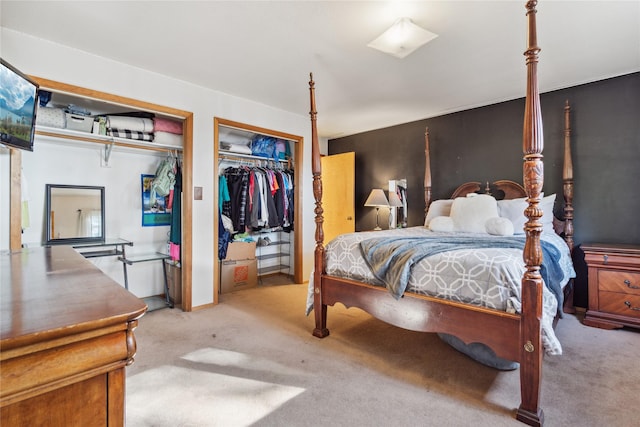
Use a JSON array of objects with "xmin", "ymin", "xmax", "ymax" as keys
[
  {"xmin": 518, "ymin": 1, "xmax": 545, "ymax": 426},
  {"xmin": 424, "ymin": 127, "xmax": 432, "ymax": 217},
  {"xmin": 309, "ymin": 73, "xmax": 329, "ymax": 338},
  {"xmin": 562, "ymin": 100, "xmax": 574, "ymax": 252}
]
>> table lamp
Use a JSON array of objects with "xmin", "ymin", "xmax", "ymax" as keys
[{"xmin": 364, "ymin": 189, "xmax": 389, "ymax": 230}]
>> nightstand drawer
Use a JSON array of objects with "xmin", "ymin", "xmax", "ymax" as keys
[
  {"xmin": 598, "ymin": 291, "xmax": 640, "ymax": 319},
  {"xmin": 598, "ymin": 270, "xmax": 640, "ymax": 295}
]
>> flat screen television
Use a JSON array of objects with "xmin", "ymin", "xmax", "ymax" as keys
[{"xmin": 0, "ymin": 58, "xmax": 39, "ymax": 151}]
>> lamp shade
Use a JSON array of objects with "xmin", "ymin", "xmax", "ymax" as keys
[
  {"xmin": 364, "ymin": 189, "xmax": 389, "ymax": 207},
  {"xmin": 388, "ymin": 191, "xmax": 403, "ymax": 207}
]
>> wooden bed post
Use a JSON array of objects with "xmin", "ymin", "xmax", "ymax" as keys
[
  {"xmin": 518, "ymin": 1, "xmax": 545, "ymax": 426},
  {"xmin": 424, "ymin": 127, "xmax": 432, "ymax": 216},
  {"xmin": 309, "ymin": 73, "xmax": 329, "ymax": 338},
  {"xmin": 562, "ymin": 100, "xmax": 574, "ymax": 252}
]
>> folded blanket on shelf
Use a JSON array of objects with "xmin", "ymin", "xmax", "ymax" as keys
[
  {"xmin": 107, "ymin": 111, "xmax": 155, "ymax": 119},
  {"xmin": 153, "ymin": 117, "xmax": 183, "ymax": 135},
  {"xmin": 106, "ymin": 115, "xmax": 154, "ymax": 133},
  {"xmin": 108, "ymin": 129, "xmax": 154, "ymax": 141},
  {"xmin": 36, "ymin": 106, "xmax": 66, "ymax": 128},
  {"xmin": 220, "ymin": 142, "xmax": 252, "ymax": 155},
  {"xmin": 154, "ymin": 131, "xmax": 183, "ymax": 146}
]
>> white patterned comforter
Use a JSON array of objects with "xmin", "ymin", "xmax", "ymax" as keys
[{"xmin": 308, "ymin": 226, "xmax": 576, "ymax": 355}]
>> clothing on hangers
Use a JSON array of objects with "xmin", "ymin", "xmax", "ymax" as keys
[{"xmin": 220, "ymin": 161, "xmax": 294, "ymax": 235}]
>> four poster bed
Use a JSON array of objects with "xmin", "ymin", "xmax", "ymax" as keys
[{"xmin": 307, "ymin": 2, "xmax": 576, "ymax": 426}]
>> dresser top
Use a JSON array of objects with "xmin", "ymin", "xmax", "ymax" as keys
[
  {"xmin": 581, "ymin": 243, "xmax": 640, "ymax": 256},
  {"xmin": 1, "ymin": 246, "xmax": 147, "ymax": 350}
]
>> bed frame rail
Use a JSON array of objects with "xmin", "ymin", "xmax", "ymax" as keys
[{"xmin": 322, "ymin": 275, "xmax": 521, "ymax": 361}]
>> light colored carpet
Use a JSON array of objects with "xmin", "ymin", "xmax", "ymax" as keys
[{"xmin": 127, "ymin": 281, "xmax": 639, "ymax": 427}]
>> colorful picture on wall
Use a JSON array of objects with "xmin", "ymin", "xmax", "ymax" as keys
[{"xmin": 141, "ymin": 174, "xmax": 171, "ymax": 226}]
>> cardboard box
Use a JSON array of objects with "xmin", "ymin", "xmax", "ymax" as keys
[
  {"xmin": 224, "ymin": 241, "xmax": 256, "ymax": 261},
  {"xmin": 220, "ymin": 259, "xmax": 257, "ymax": 293}
]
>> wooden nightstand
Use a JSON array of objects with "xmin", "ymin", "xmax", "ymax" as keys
[{"xmin": 582, "ymin": 243, "xmax": 640, "ymax": 330}]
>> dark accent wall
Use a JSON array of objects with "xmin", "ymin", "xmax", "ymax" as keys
[{"xmin": 328, "ymin": 72, "xmax": 640, "ymax": 308}]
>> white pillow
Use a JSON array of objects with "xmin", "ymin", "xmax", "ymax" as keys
[
  {"xmin": 485, "ymin": 217, "xmax": 515, "ymax": 236},
  {"xmin": 497, "ymin": 194, "xmax": 556, "ymax": 234},
  {"xmin": 424, "ymin": 199, "xmax": 454, "ymax": 227},
  {"xmin": 428, "ymin": 216, "xmax": 455, "ymax": 232},
  {"xmin": 540, "ymin": 194, "xmax": 556, "ymax": 232},
  {"xmin": 450, "ymin": 194, "xmax": 499, "ymax": 233},
  {"xmin": 497, "ymin": 197, "xmax": 528, "ymax": 234}
]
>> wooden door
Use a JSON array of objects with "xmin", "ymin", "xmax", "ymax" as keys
[{"xmin": 321, "ymin": 152, "xmax": 355, "ymax": 243}]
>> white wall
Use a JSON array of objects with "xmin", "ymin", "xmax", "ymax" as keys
[{"xmin": 1, "ymin": 28, "xmax": 318, "ymax": 308}]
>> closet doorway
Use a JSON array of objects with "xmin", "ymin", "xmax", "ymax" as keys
[
  {"xmin": 213, "ymin": 118, "xmax": 303, "ymax": 304},
  {"xmin": 8, "ymin": 77, "xmax": 195, "ymax": 312}
]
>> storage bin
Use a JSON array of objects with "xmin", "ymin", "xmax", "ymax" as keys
[
  {"xmin": 65, "ymin": 113, "xmax": 94, "ymax": 133},
  {"xmin": 165, "ymin": 261, "xmax": 182, "ymax": 306}
]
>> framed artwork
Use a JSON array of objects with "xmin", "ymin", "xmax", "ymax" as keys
[{"xmin": 141, "ymin": 174, "xmax": 171, "ymax": 227}]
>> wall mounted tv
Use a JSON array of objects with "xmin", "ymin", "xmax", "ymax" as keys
[{"xmin": 0, "ymin": 58, "xmax": 39, "ymax": 151}]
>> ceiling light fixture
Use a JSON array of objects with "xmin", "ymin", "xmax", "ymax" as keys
[{"xmin": 367, "ymin": 17, "xmax": 438, "ymax": 59}]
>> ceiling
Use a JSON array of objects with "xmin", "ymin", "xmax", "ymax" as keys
[{"xmin": 2, "ymin": 1, "xmax": 639, "ymax": 139}]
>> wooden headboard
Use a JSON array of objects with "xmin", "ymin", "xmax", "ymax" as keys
[
  {"xmin": 450, "ymin": 180, "xmax": 527, "ymax": 200},
  {"xmin": 422, "ymin": 100, "xmax": 575, "ymax": 251}
]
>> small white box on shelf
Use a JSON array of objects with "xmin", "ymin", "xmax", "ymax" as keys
[{"xmin": 65, "ymin": 113, "xmax": 94, "ymax": 133}]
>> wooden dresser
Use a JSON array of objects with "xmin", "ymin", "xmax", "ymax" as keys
[
  {"xmin": 1, "ymin": 246, "xmax": 147, "ymax": 426},
  {"xmin": 582, "ymin": 243, "xmax": 640, "ymax": 330}
]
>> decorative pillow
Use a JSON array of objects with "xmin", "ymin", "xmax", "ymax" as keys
[
  {"xmin": 485, "ymin": 217, "xmax": 514, "ymax": 236},
  {"xmin": 498, "ymin": 194, "xmax": 556, "ymax": 234},
  {"xmin": 428, "ymin": 216, "xmax": 455, "ymax": 232},
  {"xmin": 540, "ymin": 193, "xmax": 556, "ymax": 233},
  {"xmin": 424, "ymin": 199, "xmax": 454, "ymax": 227},
  {"xmin": 497, "ymin": 197, "xmax": 528, "ymax": 234},
  {"xmin": 449, "ymin": 194, "xmax": 499, "ymax": 233}
]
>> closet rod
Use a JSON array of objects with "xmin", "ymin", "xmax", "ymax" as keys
[
  {"xmin": 219, "ymin": 123, "xmax": 298, "ymax": 143},
  {"xmin": 219, "ymin": 152, "xmax": 288, "ymax": 164}
]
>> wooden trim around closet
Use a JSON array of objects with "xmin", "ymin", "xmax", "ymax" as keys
[
  {"xmin": 9, "ymin": 149, "xmax": 22, "ymax": 251},
  {"xmin": 180, "ymin": 113, "xmax": 194, "ymax": 311},
  {"xmin": 32, "ymin": 77, "xmax": 191, "ymax": 119}
]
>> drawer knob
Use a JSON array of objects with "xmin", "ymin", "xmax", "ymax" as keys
[
  {"xmin": 624, "ymin": 279, "xmax": 640, "ymax": 290},
  {"xmin": 603, "ymin": 254, "xmax": 608, "ymax": 264},
  {"xmin": 624, "ymin": 301, "xmax": 640, "ymax": 311}
]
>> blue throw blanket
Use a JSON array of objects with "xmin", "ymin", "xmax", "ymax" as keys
[{"xmin": 359, "ymin": 235, "xmax": 565, "ymax": 316}]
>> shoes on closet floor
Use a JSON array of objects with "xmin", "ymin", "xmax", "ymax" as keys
[{"xmin": 257, "ymin": 237, "xmax": 271, "ymax": 246}]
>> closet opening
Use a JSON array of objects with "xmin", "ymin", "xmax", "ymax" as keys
[
  {"xmin": 213, "ymin": 118, "xmax": 303, "ymax": 303},
  {"xmin": 8, "ymin": 76, "xmax": 194, "ymax": 311}
]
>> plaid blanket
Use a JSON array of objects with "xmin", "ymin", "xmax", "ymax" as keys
[{"xmin": 108, "ymin": 129, "xmax": 154, "ymax": 141}]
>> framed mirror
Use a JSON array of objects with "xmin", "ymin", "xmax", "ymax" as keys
[{"xmin": 45, "ymin": 184, "xmax": 105, "ymax": 245}]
